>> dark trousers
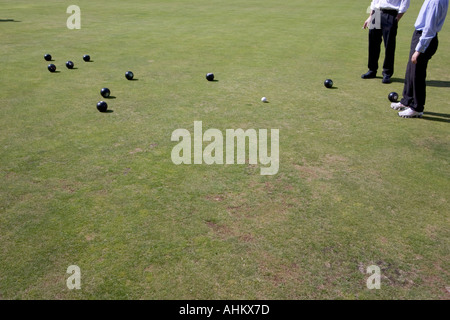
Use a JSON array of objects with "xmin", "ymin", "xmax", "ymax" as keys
[
  {"xmin": 401, "ymin": 30, "xmax": 439, "ymax": 112},
  {"xmin": 368, "ymin": 10, "xmax": 398, "ymax": 76}
]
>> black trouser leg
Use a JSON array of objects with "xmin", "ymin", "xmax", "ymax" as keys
[
  {"xmin": 401, "ymin": 34, "xmax": 418, "ymax": 107},
  {"xmin": 401, "ymin": 30, "xmax": 439, "ymax": 112},
  {"xmin": 382, "ymin": 13, "xmax": 398, "ymax": 77},
  {"xmin": 368, "ymin": 29, "xmax": 382, "ymax": 73}
]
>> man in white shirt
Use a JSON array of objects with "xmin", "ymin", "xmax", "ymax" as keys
[
  {"xmin": 392, "ymin": 0, "xmax": 449, "ymax": 118},
  {"xmin": 362, "ymin": 0, "xmax": 410, "ymax": 83}
]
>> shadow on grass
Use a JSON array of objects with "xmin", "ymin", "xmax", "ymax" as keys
[
  {"xmin": 391, "ymin": 78, "xmax": 450, "ymax": 87},
  {"xmin": 107, "ymin": 96, "xmax": 117, "ymax": 99},
  {"xmin": 422, "ymin": 112, "xmax": 450, "ymax": 123},
  {"xmin": 103, "ymin": 110, "xmax": 114, "ymax": 113},
  {"xmin": 390, "ymin": 77, "xmax": 404, "ymax": 84},
  {"xmin": 426, "ymin": 80, "xmax": 450, "ymax": 88},
  {"xmin": 0, "ymin": 19, "xmax": 21, "ymax": 22}
]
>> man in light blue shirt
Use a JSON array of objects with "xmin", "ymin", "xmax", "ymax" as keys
[
  {"xmin": 362, "ymin": 0, "xmax": 410, "ymax": 84},
  {"xmin": 391, "ymin": 0, "xmax": 449, "ymax": 118}
]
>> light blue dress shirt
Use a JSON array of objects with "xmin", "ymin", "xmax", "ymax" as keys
[{"xmin": 415, "ymin": 0, "xmax": 449, "ymax": 52}]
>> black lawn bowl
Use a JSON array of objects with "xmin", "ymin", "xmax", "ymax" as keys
[
  {"xmin": 66, "ymin": 61, "xmax": 74, "ymax": 69},
  {"xmin": 44, "ymin": 54, "xmax": 52, "ymax": 61},
  {"xmin": 97, "ymin": 101, "xmax": 108, "ymax": 112},
  {"xmin": 125, "ymin": 71, "xmax": 134, "ymax": 80},
  {"xmin": 101, "ymin": 88, "xmax": 111, "ymax": 98},
  {"xmin": 83, "ymin": 54, "xmax": 91, "ymax": 62},
  {"xmin": 206, "ymin": 73, "xmax": 214, "ymax": 81},
  {"xmin": 324, "ymin": 79, "xmax": 333, "ymax": 88},
  {"xmin": 388, "ymin": 92, "xmax": 399, "ymax": 102},
  {"xmin": 48, "ymin": 64, "xmax": 56, "ymax": 72}
]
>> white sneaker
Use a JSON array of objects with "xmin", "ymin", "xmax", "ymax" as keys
[
  {"xmin": 398, "ymin": 108, "xmax": 423, "ymax": 118},
  {"xmin": 391, "ymin": 102, "xmax": 407, "ymax": 110}
]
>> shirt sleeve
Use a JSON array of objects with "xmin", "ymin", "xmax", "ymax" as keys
[
  {"xmin": 370, "ymin": 0, "xmax": 378, "ymax": 11},
  {"xmin": 415, "ymin": 3, "xmax": 439, "ymax": 53},
  {"xmin": 399, "ymin": 0, "xmax": 410, "ymax": 14}
]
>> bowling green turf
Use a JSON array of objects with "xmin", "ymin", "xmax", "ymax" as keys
[{"xmin": 0, "ymin": 0, "xmax": 449, "ymax": 300}]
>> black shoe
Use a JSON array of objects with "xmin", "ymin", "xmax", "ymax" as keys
[
  {"xmin": 382, "ymin": 75, "xmax": 392, "ymax": 84},
  {"xmin": 361, "ymin": 70, "xmax": 377, "ymax": 79}
]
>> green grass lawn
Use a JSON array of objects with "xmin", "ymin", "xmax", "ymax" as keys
[{"xmin": 0, "ymin": 0, "xmax": 449, "ymax": 300}]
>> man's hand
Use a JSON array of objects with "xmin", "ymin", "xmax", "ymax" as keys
[
  {"xmin": 396, "ymin": 13, "xmax": 405, "ymax": 22},
  {"xmin": 412, "ymin": 51, "xmax": 421, "ymax": 64},
  {"xmin": 363, "ymin": 15, "xmax": 372, "ymax": 29}
]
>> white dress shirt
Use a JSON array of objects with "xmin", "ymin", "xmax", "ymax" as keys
[{"xmin": 370, "ymin": 0, "xmax": 410, "ymax": 14}]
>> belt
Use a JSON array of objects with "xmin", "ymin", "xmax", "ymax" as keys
[{"xmin": 381, "ymin": 8, "xmax": 398, "ymax": 14}]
